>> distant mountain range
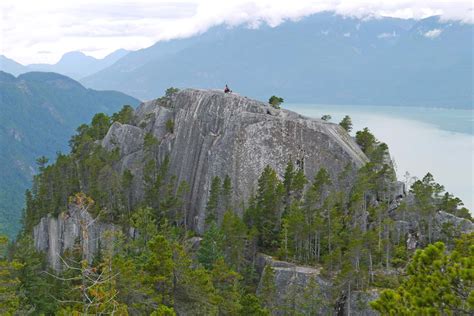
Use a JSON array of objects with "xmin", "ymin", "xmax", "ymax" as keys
[
  {"xmin": 0, "ymin": 71, "xmax": 139, "ymax": 237},
  {"xmin": 2, "ymin": 14, "xmax": 471, "ymax": 108},
  {"xmin": 0, "ymin": 49, "xmax": 129, "ymax": 80},
  {"xmin": 80, "ymin": 13, "xmax": 472, "ymax": 108}
]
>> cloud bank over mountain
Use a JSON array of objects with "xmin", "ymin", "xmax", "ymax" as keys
[{"xmin": 1, "ymin": 0, "xmax": 472, "ymax": 64}]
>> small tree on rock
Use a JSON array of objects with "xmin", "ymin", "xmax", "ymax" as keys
[
  {"xmin": 339, "ymin": 115, "xmax": 353, "ymax": 132},
  {"xmin": 321, "ymin": 114, "xmax": 332, "ymax": 121},
  {"xmin": 268, "ymin": 96, "xmax": 284, "ymax": 109}
]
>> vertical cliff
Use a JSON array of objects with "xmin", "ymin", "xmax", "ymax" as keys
[{"xmin": 33, "ymin": 203, "xmax": 117, "ymax": 271}]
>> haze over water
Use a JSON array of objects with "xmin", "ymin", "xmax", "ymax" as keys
[{"xmin": 287, "ymin": 104, "xmax": 474, "ymax": 211}]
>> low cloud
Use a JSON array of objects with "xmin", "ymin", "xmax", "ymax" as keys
[
  {"xmin": 377, "ymin": 31, "xmax": 397, "ymax": 39},
  {"xmin": 423, "ymin": 28, "xmax": 443, "ymax": 38},
  {"xmin": 0, "ymin": 0, "xmax": 472, "ymax": 64}
]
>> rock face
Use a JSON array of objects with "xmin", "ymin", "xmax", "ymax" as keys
[
  {"xmin": 256, "ymin": 253, "xmax": 331, "ymax": 315},
  {"xmin": 345, "ymin": 290, "xmax": 380, "ymax": 316},
  {"xmin": 391, "ymin": 205, "xmax": 474, "ymax": 248},
  {"xmin": 256, "ymin": 254, "xmax": 381, "ymax": 315},
  {"xmin": 33, "ymin": 204, "xmax": 117, "ymax": 271},
  {"xmin": 434, "ymin": 211, "xmax": 474, "ymax": 235},
  {"xmin": 102, "ymin": 89, "xmax": 368, "ymax": 233}
]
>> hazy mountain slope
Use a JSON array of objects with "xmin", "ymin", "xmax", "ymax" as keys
[
  {"xmin": 0, "ymin": 71, "xmax": 139, "ymax": 237},
  {"xmin": 82, "ymin": 14, "xmax": 472, "ymax": 108},
  {"xmin": 0, "ymin": 49, "xmax": 130, "ymax": 81},
  {"xmin": 28, "ymin": 49, "xmax": 130, "ymax": 80},
  {"xmin": 0, "ymin": 55, "xmax": 28, "ymax": 76}
]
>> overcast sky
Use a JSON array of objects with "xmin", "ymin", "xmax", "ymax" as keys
[{"xmin": 1, "ymin": 0, "xmax": 472, "ymax": 64}]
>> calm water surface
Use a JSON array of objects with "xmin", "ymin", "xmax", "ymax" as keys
[{"xmin": 286, "ymin": 104, "xmax": 474, "ymax": 210}]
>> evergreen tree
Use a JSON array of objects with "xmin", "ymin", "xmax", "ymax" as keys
[
  {"xmin": 355, "ymin": 127, "xmax": 376, "ymax": 155},
  {"xmin": 240, "ymin": 294, "xmax": 270, "ymax": 315},
  {"xmin": 339, "ymin": 115, "xmax": 353, "ymax": 132},
  {"xmin": 198, "ymin": 222, "xmax": 224, "ymax": 269},
  {"xmin": 173, "ymin": 245, "xmax": 219, "ymax": 315},
  {"xmin": 298, "ymin": 276, "xmax": 326, "ymax": 315},
  {"xmin": 252, "ymin": 166, "xmax": 285, "ymax": 250},
  {"xmin": 221, "ymin": 175, "xmax": 233, "ymax": 213},
  {"xmin": 211, "ymin": 258, "xmax": 242, "ymax": 314},
  {"xmin": 0, "ymin": 236, "xmax": 21, "ymax": 315},
  {"xmin": 111, "ymin": 105, "xmax": 134, "ymax": 124},
  {"xmin": 268, "ymin": 96, "xmax": 284, "ymax": 109},
  {"xmin": 410, "ymin": 173, "xmax": 444, "ymax": 244},
  {"xmin": 12, "ymin": 235, "xmax": 58, "ymax": 314},
  {"xmin": 142, "ymin": 235, "xmax": 175, "ymax": 307},
  {"xmin": 221, "ymin": 210, "xmax": 248, "ymax": 270},
  {"xmin": 130, "ymin": 207, "xmax": 158, "ymax": 251},
  {"xmin": 371, "ymin": 239, "xmax": 474, "ymax": 315},
  {"xmin": 206, "ymin": 176, "xmax": 222, "ymax": 225},
  {"xmin": 258, "ymin": 266, "xmax": 277, "ymax": 310}
]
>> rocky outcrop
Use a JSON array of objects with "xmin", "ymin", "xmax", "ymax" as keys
[
  {"xmin": 102, "ymin": 89, "xmax": 368, "ymax": 233},
  {"xmin": 345, "ymin": 290, "xmax": 380, "ymax": 316},
  {"xmin": 256, "ymin": 254, "xmax": 381, "ymax": 315},
  {"xmin": 391, "ymin": 204, "xmax": 474, "ymax": 249},
  {"xmin": 256, "ymin": 254, "xmax": 331, "ymax": 314},
  {"xmin": 33, "ymin": 204, "xmax": 117, "ymax": 271},
  {"xmin": 434, "ymin": 210, "xmax": 474, "ymax": 235}
]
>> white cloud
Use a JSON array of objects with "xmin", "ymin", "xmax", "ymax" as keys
[
  {"xmin": 377, "ymin": 31, "xmax": 397, "ymax": 38},
  {"xmin": 423, "ymin": 28, "xmax": 443, "ymax": 38},
  {"xmin": 0, "ymin": 0, "xmax": 472, "ymax": 64}
]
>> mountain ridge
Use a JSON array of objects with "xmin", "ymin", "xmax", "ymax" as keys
[
  {"xmin": 0, "ymin": 49, "xmax": 130, "ymax": 80},
  {"xmin": 81, "ymin": 14, "xmax": 473, "ymax": 108}
]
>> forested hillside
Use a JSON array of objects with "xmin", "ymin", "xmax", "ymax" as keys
[
  {"xmin": 2, "ymin": 89, "xmax": 472, "ymax": 315},
  {"xmin": 0, "ymin": 71, "xmax": 139, "ymax": 237}
]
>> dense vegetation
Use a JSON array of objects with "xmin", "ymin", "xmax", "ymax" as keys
[
  {"xmin": 1, "ymin": 103, "xmax": 472, "ymax": 314},
  {"xmin": 0, "ymin": 71, "xmax": 139, "ymax": 237}
]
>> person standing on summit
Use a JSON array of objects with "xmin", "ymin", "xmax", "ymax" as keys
[{"xmin": 224, "ymin": 84, "xmax": 232, "ymax": 93}]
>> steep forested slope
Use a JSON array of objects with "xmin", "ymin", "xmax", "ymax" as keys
[{"xmin": 0, "ymin": 71, "xmax": 139, "ymax": 237}]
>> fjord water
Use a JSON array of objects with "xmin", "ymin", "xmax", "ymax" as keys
[{"xmin": 286, "ymin": 104, "xmax": 474, "ymax": 210}]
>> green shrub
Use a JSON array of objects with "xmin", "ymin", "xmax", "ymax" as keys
[
  {"xmin": 166, "ymin": 119, "xmax": 174, "ymax": 133},
  {"xmin": 268, "ymin": 96, "xmax": 284, "ymax": 109}
]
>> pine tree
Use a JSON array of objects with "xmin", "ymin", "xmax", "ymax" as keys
[
  {"xmin": 239, "ymin": 294, "xmax": 270, "ymax": 315},
  {"xmin": 198, "ymin": 222, "xmax": 224, "ymax": 269},
  {"xmin": 370, "ymin": 238, "xmax": 474, "ymax": 314},
  {"xmin": 254, "ymin": 166, "xmax": 285, "ymax": 250},
  {"xmin": 221, "ymin": 175, "xmax": 233, "ymax": 213},
  {"xmin": 410, "ymin": 173, "xmax": 444, "ymax": 244},
  {"xmin": 142, "ymin": 235, "xmax": 175, "ymax": 307},
  {"xmin": 298, "ymin": 276, "xmax": 326, "ymax": 315},
  {"xmin": 355, "ymin": 127, "xmax": 376, "ymax": 155},
  {"xmin": 111, "ymin": 105, "xmax": 134, "ymax": 124},
  {"xmin": 173, "ymin": 245, "xmax": 219, "ymax": 315},
  {"xmin": 221, "ymin": 211, "xmax": 247, "ymax": 271},
  {"xmin": 211, "ymin": 258, "xmax": 242, "ymax": 314},
  {"xmin": 258, "ymin": 265, "xmax": 277, "ymax": 310},
  {"xmin": 0, "ymin": 236, "xmax": 21, "ymax": 315},
  {"xmin": 130, "ymin": 207, "xmax": 158, "ymax": 252},
  {"xmin": 206, "ymin": 176, "xmax": 222, "ymax": 225},
  {"xmin": 339, "ymin": 115, "xmax": 353, "ymax": 132},
  {"xmin": 12, "ymin": 235, "xmax": 58, "ymax": 314}
]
